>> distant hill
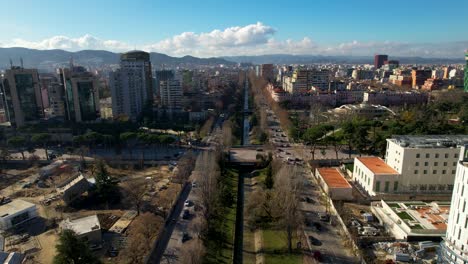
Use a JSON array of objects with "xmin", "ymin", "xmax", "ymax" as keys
[
  {"xmin": 0, "ymin": 47, "xmax": 234, "ymax": 71},
  {"xmin": 222, "ymin": 54, "xmax": 464, "ymax": 65}
]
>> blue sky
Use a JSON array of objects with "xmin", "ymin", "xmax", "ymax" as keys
[{"xmin": 0, "ymin": 0, "xmax": 467, "ymax": 57}]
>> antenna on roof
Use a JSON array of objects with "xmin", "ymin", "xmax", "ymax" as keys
[
  {"xmin": 20, "ymin": 57, "xmax": 24, "ymax": 69},
  {"xmin": 9, "ymin": 58, "xmax": 13, "ymax": 69}
]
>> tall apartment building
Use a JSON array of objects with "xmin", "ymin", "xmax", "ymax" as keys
[
  {"xmin": 374, "ymin": 54, "xmax": 388, "ymax": 69},
  {"xmin": 282, "ymin": 68, "xmax": 330, "ymax": 94},
  {"xmin": 465, "ymin": 52, "xmax": 468, "ymax": 92},
  {"xmin": 1, "ymin": 67, "xmax": 44, "ymax": 127},
  {"xmin": 160, "ymin": 79, "xmax": 183, "ymax": 110},
  {"xmin": 353, "ymin": 135, "xmax": 468, "ymax": 196},
  {"xmin": 411, "ymin": 69, "xmax": 432, "ymax": 88},
  {"xmin": 58, "ymin": 66, "xmax": 100, "ymax": 122},
  {"xmin": 260, "ymin": 64, "xmax": 275, "ymax": 82},
  {"xmin": 110, "ymin": 51, "xmax": 153, "ymax": 121},
  {"xmin": 154, "ymin": 70, "xmax": 174, "ymax": 95},
  {"xmin": 439, "ymin": 146, "xmax": 468, "ymax": 264},
  {"xmin": 47, "ymin": 82, "xmax": 66, "ymax": 119}
]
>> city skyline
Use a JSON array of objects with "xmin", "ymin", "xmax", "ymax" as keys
[{"xmin": 1, "ymin": 0, "xmax": 467, "ymax": 58}]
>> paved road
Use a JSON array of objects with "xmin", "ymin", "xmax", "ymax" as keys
[{"xmin": 146, "ymin": 183, "xmax": 191, "ymax": 264}]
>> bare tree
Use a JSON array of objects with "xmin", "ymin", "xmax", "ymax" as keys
[
  {"xmin": 221, "ymin": 120, "xmax": 233, "ymax": 149},
  {"xmin": 122, "ymin": 178, "xmax": 148, "ymax": 215},
  {"xmin": 199, "ymin": 116, "xmax": 215, "ymax": 138},
  {"xmin": 272, "ymin": 165, "xmax": 303, "ymax": 253},
  {"xmin": 194, "ymin": 150, "xmax": 220, "ymax": 226},
  {"xmin": 180, "ymin": 238, "xmax": 205, "ymax": 264},
  {"xmin": 173, "ymin": 150, "xmax": 197, "ymax": 183}
]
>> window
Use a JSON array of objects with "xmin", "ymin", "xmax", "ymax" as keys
[
  {"xmin": 414, "ymin": 170, "xmax": 419, "ymax": 174},
  {"xmin": 416, "ymin": 153, "xmax": 420, "ymax": 158},
  {"xmin": 442, "ymin": 170, "xmax": 446, "ymax": 174},
  {"xmin": 444, "ymin": 162, "xmax": 447, "ymax": 166},
  {"xmin": 384, "ymin": 181, "xmax": 390, "ymax": 192},
  {"xmin": 426, "ymin": 153, "xmax": 430, "ymax": 158},
  {"xmin": 453, "ymin": 162, "xmax": 457, "ymax": 166},
  {"xmin": 410, "ymin": 185, "xmax": 418, "ymax": 191},
  {"xmin": 435, "ymin": 153, "xmax": 439, "ymax": 158},
  {"xmin": 457, "ymin": 214, "xmax": 460, "ymax": 224},
  {"xmin": 424, "ymin": 162, "xmax": 428, "ymax": 166},
  {"xmin": 423, "ymin": 170, "xmax": 427, "ymax": 174},
  {"xmin": 455, "ymin": 153, "xmax": 459, "ymax": 158},
  {"xmin": 433, "ymin": 170, "xmax": 437, "ymax": 174},
  {"xmin": 415, "ymin": 162, "xmax": 419, "ymax": 166},
  {"xmin": 429, "ymin": 185, "xmax": 436, "ymax": 191},
  {"xmin": 394, "ymin": 181, "xmax": 398, "ymax": 192},
  {"xmin": 465, "ymin": 218, "xmax": 468, "ymax": 229},
  {"xmin": 434, "ymin": 162, "xmax": 438, "ymax": 166},
  {"xmin": 376, "ymin": 181, "xmax": 381, "ymax": 192},
  {"xmin": 448, "ymin": 185, "xmax": 454, "ymax": 191},
  {"xmin": 438, "ymin": 185, "xmax": 445, "ymax": 191},
  {"xmin": 420, "ymin": 184, "xmax": 427, "ymax": 191},
  {"xmin": 452, "ymin": 170, "xmax": 456, "ymax": 174},
  {"xmin": 445, "ymin": 153, "xmax": 449, "ymax": 158}
]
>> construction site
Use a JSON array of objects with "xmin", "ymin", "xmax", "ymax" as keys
[{"xmin": 0, "ymin": 158, "xmax": 184, "ymax": 264}]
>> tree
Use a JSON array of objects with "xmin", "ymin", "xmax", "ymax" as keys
[
  {"xmin": 264, "ymin": 162, "xmax": 274, "ymax": 189},
  {"xmin": 122, "ymin": 179, "xmax": 147, "ymax": 215},
  {"xmin": 180, "ymin": 239, "xmax": 205, "ymax": 264},
  {"xmin": 7, "ymin": 136, "xmax": 26, "ymax": 160},
  {"xmin": 120, "ymin": 132, "xmax": 137, "ymax": 159},
  {"xmin": 324, "ymin": 134, "xmax": 344, "ymax": 160},
  {"xmin": 0, "ymin": 147, "xmax": 9, "ymax": 173},
  {"xmin": 302, "ymin": 124, "xmax": 333, "ymax": 160},
  {"xmin": 221, "ymin": 120, "xmax": 233, "ymax": 149},
  {"xmin": 31, "ymin": 133, "xmax": 51, "ymax": 160},
  {"xmin": 93, "ymin": 160, "xmax": 119, "ymax": 204},
  {"xmin": 272, "ymin": 165, "xmax": 303, "ymax": 254},
  {"xmin": 341, "ymin": 121, "xmax": 356, "ymax": 158},
  {"xmin": 53, "ymin": 229, "xmax": 101, "ymax": 264}
]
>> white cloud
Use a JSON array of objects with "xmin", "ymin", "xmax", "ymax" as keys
[{"xmin": 1, "ymin": 23, "xmax": 466, "ymax": 58}]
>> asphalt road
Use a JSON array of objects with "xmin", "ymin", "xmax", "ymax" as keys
[{"xmin": 146, "ymin": 183, "xmax": 191, "ymax": 264}]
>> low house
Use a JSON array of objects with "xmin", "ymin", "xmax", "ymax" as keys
[
  {"xmin": 353, "ymin": 157, "xmax": 400, "ymax": 196},
  {"xmin": 315, "ymin": 168, "xmax": 353, "ymax": 200},
  {"xmin": 60, "ymin": 215, "xmax": 102, "ymax": 244},
  {"xmin": 0, "ymin": 200, "xmax": 38, "ymax": 230},
  {"xmin": 56, "ymin": 174, "xmax": 90, "ymax": 205}
]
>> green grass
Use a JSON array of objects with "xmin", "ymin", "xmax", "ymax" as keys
[
  {"xmin": 388, "ymin": 203, "xmax": 401, "ymax": 208},
  {"xmin": 262, "ymin": 229, "xmax": 302, "ymax": 264},
  {"xmin": 397, "ymin": 211, "xmax": 415, "ymax": 221},
  {"xmin": 204, "ymin": 168, "xmax": 238, "ymax": 264},
  {"xmin": 345, "ymin": 163, "xmax": 354, "ymax": 172}
]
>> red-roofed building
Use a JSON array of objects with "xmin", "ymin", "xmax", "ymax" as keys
[
  {"xmin": 353, "ymin": 157, "xmax": 400, "ymax": 196},
  {"xmin": 315, "ymin": 168, "xmax": 353, "ymax": 200}
]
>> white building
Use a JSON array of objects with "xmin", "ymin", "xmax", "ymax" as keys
[
  {"xmin": 110, "ymin": 51, "xmax": 153, "ymax": 121},
  {"xmin": 353, "ymin": 157, "xmax": 400, "ymax": 196},
  {"xmin": 439, "ymin": 146, "xmax": 468, "ymax": 263},
  {"xmin": 385, "ymin": 135, "xmax": 468, "ymax": 193},
  {"xmin": 160, "ymin": 79, "xmax": 183, "ymax": 110},
  {"xmin": 60, "ymin": 215, "xmax": 102, "ymax": 243},
  {"xmin": 0, "ymin": 199, "xmax": 38, "ymax": 230}
]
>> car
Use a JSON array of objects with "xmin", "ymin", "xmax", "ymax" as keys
[
  {"xmin": 319, "ymin": 213, "xmax": 330, "ymax": 222},
  {"xmin": 277, "ymin": 148, "xmax": 283, "ymax": 152},
  {"xmin": 182, "ymin": 209, "xmax": 190, "ymax": 219},
  {"xmin": 312, "ymin": 222, "xmax": 322, "ymax": 231},
  {"xmin": 256, "ymin": 148, "xmax": 263, "ymax": 152},
  {"xmin": 184, "ymin": 200, "xmax": 194, "ymax": 207},
  {"xmin": 285, "ymin": 152, "xmax": 291, "ymax": 155},
  {"xmin": 305, "ymin": 197, "xmax": 314, "ymax": 204},
  {"xmin": 191, "ymin": 182, "xmax": 197, "ymax": 188},
  {"xmin": 308, "ymin": 236, "xmax": 322, "ymax": 246},
  {"xmin": 312, "ymin": 250, "xmax": 322, "ymax": 261},
  {"xmin": 182, "ymin": 232, "xmax": 191, "ymax": 243}
]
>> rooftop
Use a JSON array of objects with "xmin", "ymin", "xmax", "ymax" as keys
[
  {"xmin": 357, "ymin": 157, "xmax": 399, "ymax": 175},
  {"xmin": 0, "ymin": 200, "xmax": 35, "ymax": 218},
  {"xmin": 388, "ymin": 135, "xmax": 468, "ymax": 149},
  {"xmin": 317, "ymin": 168, "xmax": 351, "ymax": 188},
  {"xmin": 384, "ymin": 201, "xmax": 450, "ymax": 231},
  {"xmin": 61, "ymin": 215, "xmax": 101, "ymax": 236}
]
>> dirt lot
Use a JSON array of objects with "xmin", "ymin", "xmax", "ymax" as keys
[{"xmin": 4, "ymin": 164, "xmax": 178, "ymax": 264}]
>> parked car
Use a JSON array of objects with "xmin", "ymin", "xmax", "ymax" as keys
[
  {"xmin": 318, "ymin": 213, "xmax": 330, "ymax": 222},
  {"xmin": 182, "ymin": 209, "xmax": 190, "ymax": 219},
  {"xmin": 308, "ymin": 235, "xmax": 322, "ymax": 246},
  {"xmin": 184, "ymin": 200, "xmax": 194, "ymax": 207},
  {"xmin": 182, "ymin": 232, "xmax": 191, "ymax": 243}
]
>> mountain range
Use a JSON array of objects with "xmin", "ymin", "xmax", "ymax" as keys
[
  {"xmin": 0, "ymin": 47, "xmax": 233, "ymax": 71},
  {"xmin": 0, "ymin": 48, "xmax": 464, "ymax": 71}
]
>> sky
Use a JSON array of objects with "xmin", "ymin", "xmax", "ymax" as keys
[{"xmin": 0, "ymin": 0, "xmax": 467, "ymax": 58}]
